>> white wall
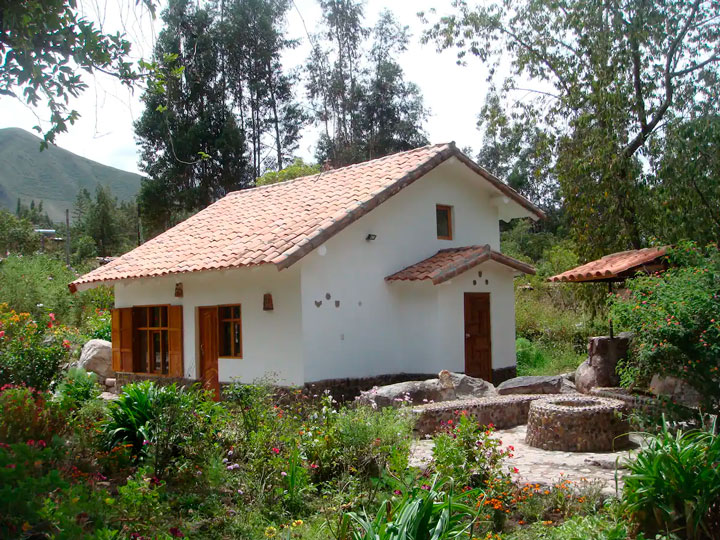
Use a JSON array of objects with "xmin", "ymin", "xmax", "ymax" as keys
[
  {"xmin": 298, "ymin": 158, "xmax": 518, "ymax": 382},
  {"xmin": 114, "ymin": 265, "xmax": 303, "ymax": 385}
]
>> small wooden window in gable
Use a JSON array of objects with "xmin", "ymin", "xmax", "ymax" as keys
[
  {"xmin": 219, "ymin": 305, "xmax": 242, "ymax": 358},
  {"xmin": 436, "ymin": 205, "xmax": 453, "ymax": 240}
]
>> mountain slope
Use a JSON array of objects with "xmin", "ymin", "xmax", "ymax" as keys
[{"xmin": 0, "ymin": 127, "xmax": 142, "ymax": 222}]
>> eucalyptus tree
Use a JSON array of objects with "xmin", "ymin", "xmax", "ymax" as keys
[{"xmin": 308, "ymin": 2, "xmax": 428, "ymax": 166}]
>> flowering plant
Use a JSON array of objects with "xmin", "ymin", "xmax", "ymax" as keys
[
  {"xmin": 610, "ymin": 242, "xmax": 720, "ymax": 413},
  {"xmin": 432, "ymin": 411, "xmax": 514, "ymax": 488},
  {"xmin": 0, "ymin": 304, "xmax": 75, "ymax": 390}
]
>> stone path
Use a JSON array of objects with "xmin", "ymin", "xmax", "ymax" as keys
[{"xmin": 410, "ymin": 425, "xmax": 639, "ymax": 496}]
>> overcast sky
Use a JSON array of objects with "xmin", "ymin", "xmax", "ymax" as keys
[{"xmin": 0, "ymin": 0, "xmax": 498, "ymax": 176}]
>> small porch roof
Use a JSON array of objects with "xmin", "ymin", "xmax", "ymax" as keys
[
  {"xmin": 385, "ymin": 245, "xmax": 535, "ymax": 285},
  {"xmin": 547, "ymin": 246, "xmax": 668, "ymax": 283}
]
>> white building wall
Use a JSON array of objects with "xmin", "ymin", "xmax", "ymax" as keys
[
  {"xmin": 114, "ymin": 265, "xmax": 303, "ymax": 385},
  {"xmin": 298, "ymin": 158, "xmax": 518, "ymax": 382}
]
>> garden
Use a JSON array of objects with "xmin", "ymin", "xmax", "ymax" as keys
[{"xmin": 1, "ymin": 244, "xmax": 719, "ymax": 539}]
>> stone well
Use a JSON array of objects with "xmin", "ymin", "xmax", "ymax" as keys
[{"xmin": 525, "ymin": 396, "xmax": 629, "ymax": 452}]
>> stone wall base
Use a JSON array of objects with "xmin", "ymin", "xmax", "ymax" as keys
[{"xmin": 116, "ymin": 369, "xmax": 517, "ymax": 403}]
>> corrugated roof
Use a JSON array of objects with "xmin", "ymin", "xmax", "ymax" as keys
[
  {"xmin": 386, "ymin": 245, "xmax": 535, "ymax": 285},
  {"xmin": 69, "ymin": 143, "xmax": 543, "ymax": 292},
  {"xmin": 547, "ymin": 247, "xmax": 668, "ymax": 283}
]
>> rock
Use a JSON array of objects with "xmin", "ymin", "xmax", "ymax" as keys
[
  {"xmin": 575, "ymin": 333, "xmax": 633, "ymax": 393},
  {"xmin": 497, "ymin": 375, "xmax": 568, "ymax": 395},
  {"xmin": 559, "ymin": 371, "xmax": 576, "ymax": 383},
  {"xmin": 356, "ymin": 378, "xmax": 456, "ymax": 408},
  {"xmin": 75, "ymin": 339, "xmax": 114, "ymax": 384},
  {"xmin": 649, "ymin": 374, "xmax": 701, "ymax": 408},
  {"xmin": 447, "ymin": 372, "xmax": 496, "ymax": 398},
  {"xmin": 356, "ymin": 371, "xmax": 496, "ymax": 408}
]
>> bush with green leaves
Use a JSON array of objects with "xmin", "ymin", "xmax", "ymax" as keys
[
  {"xmin": 82, "ymin": 309, "xmax": 112, "ymax": 341},
  {"xmin": 623, "ymin": 421, "xmax": 720, "ymax": 539},
  {"xmin": 0, "ymin": 304, "xmax": 74, "ymax": 390},
  {"xmin": 610, "ymin": 242, "xmax": 720, "ymax": 413},
  {"xmin": 431, "ymin": 411, "xmax": 513, "ymax": 487},
  {"xmin": 103, "ymin": 381, "xmax": 226, "ymax": 478},
  {"xmin": 55, "ymin": 367, "xmax": 102, "ymax": 410},
  {"xmin": 0, "ymin": 385, "xmax": 66, "ymax": 444}
]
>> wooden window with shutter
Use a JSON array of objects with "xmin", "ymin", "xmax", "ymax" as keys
[{"xmin": 111, "ymin": 305, "xmax": 183, "ymax": 377}]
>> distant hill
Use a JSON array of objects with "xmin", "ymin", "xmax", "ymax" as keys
[{"xmin": 0, "ymin": 127, "xmax": 143, "ymax": 222}]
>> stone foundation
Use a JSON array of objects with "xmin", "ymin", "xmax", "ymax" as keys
[
  {"xmin": 303, "ymin": 373, "xmax": 438, "ymax": 401},
  {"xmin": 411, "ymin": 394, "xmax": 545, "ymax": 436},
  {"xmin": 525, "ymin": 396, "xmax": 629, "ymax": 452}
]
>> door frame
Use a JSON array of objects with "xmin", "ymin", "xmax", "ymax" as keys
[
  {"xmin": 197, "ymin": 306, "xmax": 220, "ymax": 400},
  {"xmin": 463, "ymin": 292, "xmax": 492, "ymax": 381}
]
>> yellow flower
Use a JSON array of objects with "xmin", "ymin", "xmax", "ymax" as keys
[
  {"xmin": 291, "ymin": 519, "xmax": 303, "ymax": 527},
  {"xmin": 264, "ymin": 526, "xmax": 277, "ymax": 537}
]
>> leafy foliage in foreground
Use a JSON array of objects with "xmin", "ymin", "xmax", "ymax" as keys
[{"xmin": 623, "ymin": 421, "xmax": 720, "ymax": 540}]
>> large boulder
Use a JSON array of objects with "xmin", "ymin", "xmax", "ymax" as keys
[
  {"xmin": 76, "ymin": 339, "xmax": 114, "ymax": 384},
  {"xmin": 649, "ymin": 374, "xmax": 701, "ymax": 408},
  {"xmin": 357, "ymin": 371, "xmax": 496, "ymax": 408},
  {"xmin": 446, "ymin": 371, "xmax": 496, "ymax": 399},
  {"xmin": 497, "ymin": 375, "xmax": 575, "ymax": 395},
  {"xmin": 356, "ymin": 378, "xmax": 456, "ymax": 408},
  {"xmin": 575, "ymin": 333, "xmax": 632, "ymax": 393}
]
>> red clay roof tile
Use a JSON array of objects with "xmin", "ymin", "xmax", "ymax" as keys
[
  {"xmin": 70, "ymin": 143, "xmax": 542, "ymax": 291},
  {"xmin": 547, "ymin": 246, "xmax": 668, "ymax": 283},
  {"xmin": 386, "ymin": 245, "xmax": 535, "ymax": 285}
]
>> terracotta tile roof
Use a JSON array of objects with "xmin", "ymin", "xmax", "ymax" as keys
[
  {"xmin": 547, "ymin": 246, "xmax": 668, "ymax": 283},
  {"xmin": 70, "ymin": 143, "xmax": 543, "ymax": 292},
  {"xmin": 386, "ymin": 245, "xmax": 535, "ymax": 285}
]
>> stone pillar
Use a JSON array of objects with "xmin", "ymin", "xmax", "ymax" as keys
[{"xmin": 575, "ymin": 332, "xmax": 633, "ymax": 393}]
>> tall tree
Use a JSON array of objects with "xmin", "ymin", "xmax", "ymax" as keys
[
  {"xmin": 135, "ymin": 0, "xmax": 249, "ymax": 234},
  {"xmin": 136, "ymin": 0, "xmax": 302, "ymax": 235},
  {"xmin": 308, "ymin": 3, "xmax": 428, "ymax": 166},
  {"xmin": 424, "ymin": 0, "xmax": 720, "ymax": 258}
]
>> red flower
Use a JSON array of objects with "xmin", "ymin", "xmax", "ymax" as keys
[
  {"xmin": 271, "ymin": 447, "xmax": 280, "ymax": 454},
  {"xmin": 169, "ymin": 527, "xmax": 184, "ymax": 538}
]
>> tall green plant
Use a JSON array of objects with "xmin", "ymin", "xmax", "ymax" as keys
[
  {"xmin": 623, "ymin": 421, "xmax": 720, "ymax": 539},
  {"xmin": 335, "ymin": 478, "xmax": 478, "ymax": 540}
]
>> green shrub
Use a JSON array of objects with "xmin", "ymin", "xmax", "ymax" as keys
[
  {"xmin": 332, "ymin": 404, "xmax": 414, "ymax": 476},
  {"xmin": 0, "ymin": 304, "xmax": 80, "ymax": 390},
  {"xmin": 623, "ymin": 421, "xmax": 720, "ymax": 539},
  {"xmin": 0, "ymin": 385, "xmax": 66, "ymax": 444},
  {"xmin": 82, "ymin": 309, "xmax": 112, "ymax": 341},
  {"xmin": 103, "ymin": 381, "xmax": 226, "ymax": 478},
  {"xmin": 431, "ymin": 411, "xmax": 513, "ymax": 487},
  {"xmin": 610, "ymin": 242, "xmax": 720, "ymax": 413},
  {"xmin": 55, "ymin": 367, "xmax": 102, "ymax": 410},
  {"xmin": 0, "ymin": 441, "xmax": 69, "ymax": 537}
]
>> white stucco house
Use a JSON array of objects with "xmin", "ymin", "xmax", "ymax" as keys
[{"xmin": 70, "ymin": 143, "xmax": 543, "ymax": 394}]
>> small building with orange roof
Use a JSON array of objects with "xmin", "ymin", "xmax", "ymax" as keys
[{"xmin": 70, "ymin": 143, "xmax": 543, "ymax": 392}]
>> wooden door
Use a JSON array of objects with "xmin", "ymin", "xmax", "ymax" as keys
[
  {"xmin": 198, "ymin": 307, "xmax": 220, "ymax": 400},
  {"xmin": 464, "ymin": 293, "xmax": 492, "ymax": 381}
]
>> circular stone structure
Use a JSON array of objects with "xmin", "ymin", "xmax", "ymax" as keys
[{"xmin": 525, "ymin": 396, "xmax": 629, "ymax": 452}]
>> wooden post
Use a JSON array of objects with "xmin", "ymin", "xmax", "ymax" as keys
[{"xmin": 65, "ymin": 209, "xmax": 71, "ymax": 266}]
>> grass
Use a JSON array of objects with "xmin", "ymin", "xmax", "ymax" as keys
[{"xmin": 516, "ymin": 338, "xmax": 585, "ymax": 376}]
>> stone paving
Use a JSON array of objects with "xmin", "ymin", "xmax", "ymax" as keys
[{"xmin": 410, "ymin": 424, "xmax": 639, "ymax": 496}]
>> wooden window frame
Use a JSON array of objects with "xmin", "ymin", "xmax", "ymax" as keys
[
  {"xmin": 133, "ymin": 305, "xmax": 171, "ymax": 376},
  {"xmin": 436, "ymin": 204, "xmax": 453, "ymax": 240},
  {"xmin": 218, "ymin": 304, "xmax": 243, "ymax": 358}
]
